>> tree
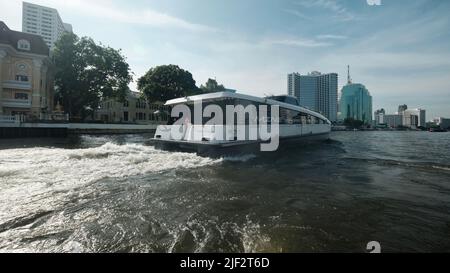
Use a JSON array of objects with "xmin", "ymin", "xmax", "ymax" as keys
[
  {"xmin": 344, "ymin": 118, "xmax": 364, "ymax": 129},
  {"xmin": 200, "ymin": 78, "xmax": 225, "ymax": 93},
  {"xmin": 53, "ymin": 33, "xmax": 132, "ymax": 120},
  {"xmin": 137, "ymin": 65, "xmax": 201, "ymax": 103}
]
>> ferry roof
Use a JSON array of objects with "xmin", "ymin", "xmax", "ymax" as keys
[{"xmin": 165, "ymin": 92, "xmax": 330, "ymax": 122}]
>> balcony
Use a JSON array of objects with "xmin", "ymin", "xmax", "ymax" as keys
[
  {"xmin": 0, "ymin": 115, "xmax": 19, "ymax": 123},
  {"xmin": 2, "ymin": 80, "xmax": 32, "ymax": 90},
  {"xmin": 2, "ymin": 99, "xmax": 32, "ymax": 108}
]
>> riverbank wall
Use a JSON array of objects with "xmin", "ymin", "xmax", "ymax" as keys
[{"xmin": 0, "ymin": 123, "xmax": 157, "ymax": 138}]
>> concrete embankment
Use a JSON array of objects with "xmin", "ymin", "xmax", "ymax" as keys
[
  {"xmin": 68, "ymin": 123, "xmax": 157, "ymax": 134},
  {"xmin": 0, "ymin": 123, "xmax": 157, "ymax": 138}
]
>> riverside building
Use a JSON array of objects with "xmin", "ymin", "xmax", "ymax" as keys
[
  {"xmin": 0, "ymin": 21, "xmax": 54, "ymax": 120},
  {"xmin": 95, "ymin": 91, "xmax": 169, "ymax": 124}
]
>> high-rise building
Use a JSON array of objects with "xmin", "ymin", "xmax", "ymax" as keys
[
  {"xmin": 384, "ymin": 114, "xmax": 403, "ymax": 128},
  {"xmin": 287, "ymin": 71, "xmax": 338, "ymax": 122},
  {"xmin": 433, "ymin": 117, "xmax": 450, "ymax": 130},
  {"xmin": 398, "ymin": 104, "xmax": 408, "ymax": 114},
  {"xmin": 374, "ymin": 108, "xmax": 385, "ymax": 125},
  {"xmin": 22, "ymin": 2, "xmax": 72, "ymax": 50},
  {"xmin": 403, "ymin": 109, "xmax": 426, "ymax": 128},
  {"xmin": 339, "ymin": 66, "xmax": 373, "ymax": 124},
  {"xmin": 287, "ymin": 72, "xmax": 300, "ymax": 98},
  {"xmin": 0, "ymin": 21, "xmax": 54, "ymax": 118}
]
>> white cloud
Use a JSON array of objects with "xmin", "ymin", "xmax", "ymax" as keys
[
  {"xmin": 294, "ymin": 0, "xmax": 357, "ymax": 21},
  {"xmin": 282, "ymin": 9, "xmax": 312, "ymax": 20},
  {"xmin": 367, "ymin": 0, "xmax": 382, "ymax": 6},
  {"xmin": 265, "ymin": 38, "xmax": 332, "ymax": 48},
  {"xmin": 94, "ymin": 5, "xmax": 216, "ymax": 32},
  {"xmin": 316, "ymin": 34, "xmax": 348, "ymax": 40},
  {"xmin": 0, "ymin": 0, "xmax": 215, "ymax": 32}
]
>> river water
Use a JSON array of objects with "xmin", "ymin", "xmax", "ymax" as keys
[{"xmin": 0, "ymin": 131, "xmax": 449, "ymax": 252}]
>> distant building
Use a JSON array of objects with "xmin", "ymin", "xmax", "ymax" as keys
[
  {"xmin": 434, "ymin": 117, "xmax": 450, "ymax": 129},
  {"xmin": 0, "ymin": 21, "xmax": 54, "ymax": 119},
  {"xmin": 376, "ymin": 106, "xmax": 427, "ymax": 129},
  {"xmin": 339, "ymin": 66, "xmax": 372, "ymax": 124},
  {"xmin": 22, "ymin": 2, "xmax": 72, "ymax": 50},
  {"xmin": 398, "ymin": 104, "xmax": 408, "ymax": 114},
  {"xmin": 95, "ymin": 91, "xmax": 169, "ymax": 124},
  {"xmin": 374, "ymin": 108, "xmax": 385, "ymax": 125},
  {"xmin": 384, "ymin": 114, "xmax": 403, "ymax": 128},
  {"xmin": 403, "ymin": 109, "xmax": 426, "ymax": 128},
  {"xmin": 287, "ymin": 71, "xmax": 338, "ymax": 122},
  {"xmin": 287, "ymin": 72, "xmax": 301, "ymax": 98}
]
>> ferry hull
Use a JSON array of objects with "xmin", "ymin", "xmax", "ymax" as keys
[{"xmin": 150, "ymin": 133, "xmax": 330, "ymax": 157}]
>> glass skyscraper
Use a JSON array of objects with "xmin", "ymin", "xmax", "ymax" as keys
[{"xmin": 339, "ymin": 83, "xmax": 373, "ymax": 124}]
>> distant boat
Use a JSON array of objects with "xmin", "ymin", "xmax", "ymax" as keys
[{"xmin": 429, "ymin": 128, "xmax": 447, "ymax": 132}]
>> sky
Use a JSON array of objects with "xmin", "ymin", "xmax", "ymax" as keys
[{"xmin": 1, "ymin": 0, "xmax": 449, "ymax": 118}]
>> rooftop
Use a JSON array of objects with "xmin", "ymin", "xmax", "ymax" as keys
[{"xmin": 0, "ymin": 21, "xmax": 49, "ymax": 56}]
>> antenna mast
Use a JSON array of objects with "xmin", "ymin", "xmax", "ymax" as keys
[{"xmin": 347, "ymin": 65, "xmax": 352, "ymax": 84}]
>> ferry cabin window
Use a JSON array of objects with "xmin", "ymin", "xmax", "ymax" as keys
[
  {"xmin": 168, "ymin": 99, "xmax": 326, "ymax": 126},
  {"xmin": 279, "ymin": 110, "xmax": 326, "ymax": 125},
  {"xmin": 279, "ymin": 108, "xmax": 289, "ymax": 124},
  {"xmin": 310, "ymin": 116, "xmax": 321, "ymax": 124},
  {"xmin": 168, "ymin": 99, "xmax": 261, "ymax": 125},
  {"xmin": 280, "ymin": 108, "xmax": 302, "ymax": 125},
  {"xmin": 293, "ymin": 112, "xmax": 302, "ymax": 124}
]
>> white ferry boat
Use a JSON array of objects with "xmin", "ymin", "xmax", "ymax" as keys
[{"xmin": 152, "ymin": 92, "xmax": 331, "ymax": 156}]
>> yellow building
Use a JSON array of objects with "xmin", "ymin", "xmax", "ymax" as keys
[
  {"xmin": 0, "ymin": 21, "xmax": 54, "ymax": 120},
  {"xmin": 95, "ymin": 91, "xmax": 169, "ymax": 125}
]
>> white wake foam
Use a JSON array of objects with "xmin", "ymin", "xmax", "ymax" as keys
[{"xmin": 0, "ymin": 143, "xmax": 221, "ymax": 221}]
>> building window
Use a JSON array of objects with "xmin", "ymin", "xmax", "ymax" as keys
[
  {"xmin": 15, "ymin": 75, "xmax": 29, "ymax": 82},
  {"xmin": 136, "ymin": 100, "xmax": 147, "ymax": 109},
  {"xmin": 17, "ymin": 39, "xmax": 31, "ymax": 51},
  {"xmin": 15, "ymin": 93, "xmax": 29, "ymax": 100}
]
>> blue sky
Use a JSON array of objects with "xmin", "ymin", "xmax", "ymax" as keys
[{"xmin": 1, "ymin": 0, "xmax": 450, "ymax": 118}]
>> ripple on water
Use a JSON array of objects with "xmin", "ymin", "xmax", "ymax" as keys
[{"xmin": 1, "ymin": 132, "xmax": 450, "ymax": 252}]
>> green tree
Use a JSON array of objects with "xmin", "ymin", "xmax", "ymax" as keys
[
  {"xmin": 344, "ymin": 118, "xmax": 364, "ymax": 129},
  {"xmin": 53, "ymin": 33, "xmax": 132, "ymax": 120},
  {"xmin": 137, "ymin": 65, "xmax": 200, "ymax": 103},
  {"xmin": 200, "ymin": 78, "xmax": 226, "ymax": 93}
]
